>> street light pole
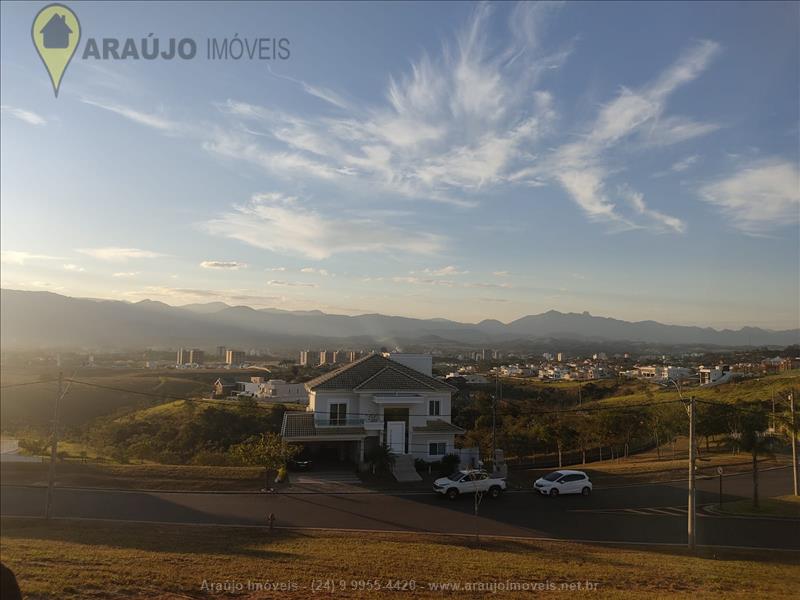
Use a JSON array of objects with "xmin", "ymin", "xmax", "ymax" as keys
[
  {"xmin": 491, "ymin": 373, "xmax": 498, "ymax": 474},
  {"xmin": 790, "ymin": 392, "xmax": 798, "ymax": 497},
  {"xmin": 687, "ymin": 395, "xmax": 696, "ymax": 551},
  {"xmin": 658, "ymin": 378, "xmax": 697, "ymax": 550},
  {"xmin": 45, "ymin": 371, "xmax": 63, "ymax": 520}
]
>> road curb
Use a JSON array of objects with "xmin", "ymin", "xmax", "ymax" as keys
[
  {"xmin": 2, "ymin": 514, "xmax": 798, "ymax": 553},
  {"xmin": 703, "ymin": 503, "xmax": 800, "ymax": 522}
]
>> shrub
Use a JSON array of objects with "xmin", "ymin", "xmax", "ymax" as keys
[
  {"xmin": 18, "ymin": 438, "xmax": 49, "ymax": 456},
  {"xmin": 415, "ymin": 458, "xmax": 441, "ymax": 473},
  {"xmin": 439, "ymin": 453, "xmax": 460, "ymax": 476},
  {"xmin": 364, "ymin": 443, "xmax": 395, "ymax": 475}
]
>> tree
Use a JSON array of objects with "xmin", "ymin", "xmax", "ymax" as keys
[
  {"xmin": 572, "ymin": 414, "xmax": 597, "ymax": 465},
  {"xmin": 542, "ymin": 413, "xmax": 576, "ymax": 468},
  {"xmin": 18, "ymin": 438, "xmax": 49, "ymax": 456},
  {"xmin": 726, "ymin": 403, "xmax": 773, "ymax": 508},
  {"xmin": 364, "ymin": 443, "xmax": 395, "ymax": 475},
  {"xmin": 696, "ymin": 401, "xmax": 730, "ymax": 453},
  {"xmin": 230, "ymin": 433, "xmax": 301, "ymax": 489}
]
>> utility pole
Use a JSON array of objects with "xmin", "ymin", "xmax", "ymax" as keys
[
  {"xmin": 45, "ymin": 371, "xmax": 63, "ymax": 520},
  {"xmin": 491, "ymin": 373, "xmax": 498, "ymax": 474},
  {"xmin": 790, "ymin": 391, "xmax": 798, "ymax": 497},
  {"xmin": 687, "ymin": 395, "xmax": 696, "ymax": 551}
]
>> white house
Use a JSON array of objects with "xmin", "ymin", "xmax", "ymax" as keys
[
  {"xmin": 281, "ymin": 353, "xmax": 465, "ymax": 473},
  {"xmin": 256, "ymin": 379, "xmax": 307, "ymax": 403},
  {"xmin": 698, "ymin": 364, "xmax": 731, "ymax": 386}
]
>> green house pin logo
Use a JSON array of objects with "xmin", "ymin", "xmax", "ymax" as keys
[{"xmin": 32, "ymin": 3, "xmax": 81, "ymax": 97}]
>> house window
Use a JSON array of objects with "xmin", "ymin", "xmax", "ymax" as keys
[
  {"xmin": 429, "ymin": 442, "xmax": 447, "ymax": 456},
  {"xmin": 428, "ymin": 399, "xmax": 441, "ymax": 416},
  {"xmin": 329, "ymin": 403, "xmax": 347, "ymax": 425}
]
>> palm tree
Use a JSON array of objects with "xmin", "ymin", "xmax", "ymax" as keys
[{"xmin": 726, "ymin": 403, "xmax": 773, "ymax": 509}]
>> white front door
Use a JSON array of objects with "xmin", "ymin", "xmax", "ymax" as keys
[{"xmin": 386, "ymin": 421, "xmax": 405, "ymax": 454}]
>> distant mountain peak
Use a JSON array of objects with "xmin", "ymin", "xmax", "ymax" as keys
[{"xmin": 1, "ymin": 289, "xmax": 797, "ymax": 350}]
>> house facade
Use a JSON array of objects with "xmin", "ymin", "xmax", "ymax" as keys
[
  {"xmin": 213, "ymin": 376, "xmax": 307, "ymax": 404},
  {"xmin": 281, "ymin": 353, "xmax": 465, "ymax": 468}
]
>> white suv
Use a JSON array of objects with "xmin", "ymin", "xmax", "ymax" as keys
[
  {"xmin": 433, "ymin": 469, "xmax": 507, "ymax": 500},
  {"xmin": 534, "ymin": 470, "xmax": 592, "ymax": 496}
]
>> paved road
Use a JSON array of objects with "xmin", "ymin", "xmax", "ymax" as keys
[{"xmin": 2, "ymin": 468, "xmax": 798, "ymax": 550}]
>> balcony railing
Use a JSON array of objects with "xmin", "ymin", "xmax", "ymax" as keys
[{"xmin": 314, "ymin": 416, "xmax": 365, "ymax": 427}]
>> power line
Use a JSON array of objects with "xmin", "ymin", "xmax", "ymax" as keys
[{"xmin": 0, "ymin": 378, "xmax": 59, "ymax": 390}]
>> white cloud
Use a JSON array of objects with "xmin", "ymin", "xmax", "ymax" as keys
[
  {"xmin": 81, "ymin": 99, "xmax": 180, "ymax": 133},
  {"xmin": 200, "ymin": 260, "xmax": 247, "ymax": 270},
  {"xmin": 467, "ymin": 281, "xmax": 513, "ymax": 289},
  {"xmin": 267, "ymin": 280, "xmax": 317, "ymax": 288},
  {"xmin": 421, "ymin": 266, "xmax": 469, "ymax": 276},
  {"xmin": 123, "ymin": 286, "xmax": 283, "ymax": 305},
  {"xmin": 300, "ymin": 267, "xmax": 331, "ymax": 276},
  {"xmin": 267, "ymin": 66, "xmax": 352, "ymax": 110},
  {"xmin": 80, "ymin": 8, "xmax": 718, "ymax": 236},
  {"xmin": 492, "ymin": 270, "xmax": 510, "ymax": 277},
  {"xmin": 204, "ymin": 4, "xmax": 564, "ymax": 208},
  {"xmin": 0, "ymin": 251, "xmax": 62, "ymax": 265},
  {"xmin": 112, "ymin": 272, "xmax": 139, "ymax": 278},
  {"xmin": 544, "ymin": 40, "xmax": 720, "ymax": 232},
  {"xmin": 27, "ymin": 281, "xmax": 64, "ymax": 291},
  {"xmin": 1, "ymin": 105, "xmax": 46, "ymax": 126},
  {"xmin": 204, "ymin": 193, "xmax": 444, "ymax": 260},
  {"xmin": 78, "ymin": 247, "xmax": 163, "ymax": 261},
  {"xmin": 670, "ymin": 154, "xmax": 701, "ymax": 174},
  {"xmin": 63, "ymin": 264, "xmax": 85, "ymax": 272},
  {"xmin": 700, "ymin": 159, "xmax": 800, "ymax": 235},
  {"xmin": 620, "ymin": 186, "xmax": 686, "ymax": 233}
]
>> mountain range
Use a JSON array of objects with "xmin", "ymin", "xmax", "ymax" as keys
[{"xmin": 1, "ymin": 289, "xmax": 797, "ymax": 352}]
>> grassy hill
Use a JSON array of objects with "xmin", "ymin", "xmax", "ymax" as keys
[
  {"xmin": 582, "ymin": 370, "xmax": 800, "ymax": 409},
  {"xmin": 0, "ymin": 370, "xmax": 208, "ymax": 433},
  {"xmin": 0, "ymin": 367, "xmax": 279, "ymax": 433}
]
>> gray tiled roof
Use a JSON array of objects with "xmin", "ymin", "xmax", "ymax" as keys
[
  {"xmin": 281, "ymin": 412, "xmax": 315, "ymax": 437},
  {"xmin": 412, "ymin": 419, "xmax": 466, "ymax": 434},
  {"xmin": 281, "ymin": 412, "xmax": 366, "ymax": 439},
  {"xmin": 305, "ymin": 353, "xmax": 454, "ymax": 392}
]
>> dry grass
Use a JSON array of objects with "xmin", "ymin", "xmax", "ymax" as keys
[
  {"xmin": 585, "ymin": 370, "xmax": 800, "ymax": 409},
  {"xmin": 1, "ymin": 518, "xmax": 798, "ymax": 599},
  {"xmin": 0, "ymin": 462, "xmax": 266, "ymax": 491}
]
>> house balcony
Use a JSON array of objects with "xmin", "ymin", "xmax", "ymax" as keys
[
  {"xmin": 363, "ymin": 413, "xmax": 384, "ymax": 431},
  {"xmin": 314, "ymin": 416, "xmax": 365, "ymax": 428}
]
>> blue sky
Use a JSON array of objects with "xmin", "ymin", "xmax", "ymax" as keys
[{"xmin": 1, "ymin": 1, "xmax": 798, "ymax": 329}]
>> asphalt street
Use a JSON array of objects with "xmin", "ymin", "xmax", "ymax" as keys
[{"xmin": 2, "ymin": 467, "xmax": 798, "ymax": 550}]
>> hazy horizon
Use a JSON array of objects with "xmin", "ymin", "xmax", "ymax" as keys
[{"xmin": 3, "ymin": 287, "xmax": 798, "ymax": 332}]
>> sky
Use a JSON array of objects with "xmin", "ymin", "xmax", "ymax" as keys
[{"xmin": 1, "ymin": 1, "xmax": 798, "ymax": 330}]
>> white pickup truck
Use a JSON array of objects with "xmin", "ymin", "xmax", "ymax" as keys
[{"xmin": 433, "ymin": 469, "xmax": 507, "ymax": 500}]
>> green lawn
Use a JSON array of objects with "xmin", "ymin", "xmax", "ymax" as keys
[
  {"xmin": 716, "ymin": 495, "xmax": 800, "ymax": 518},
  {"xmin": 1, "ymin": 519, "xmax": 798, "ymax": 599}
]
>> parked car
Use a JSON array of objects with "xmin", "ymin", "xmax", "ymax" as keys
[
  {"xmin": 534, "ymin": 470, "xmax": 592, "ymax": 496},
  {"xmin": 287, "ymin": 458, "xmax": 312, "ymax": 471},
  {"xmin": 433, "ymin": 469, "xmax": 507, "ymax": 500}
]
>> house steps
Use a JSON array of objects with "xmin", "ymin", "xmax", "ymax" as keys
[{"xmin": 391, "ymin": 454, "xmax": 422, "ymax": 482}]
